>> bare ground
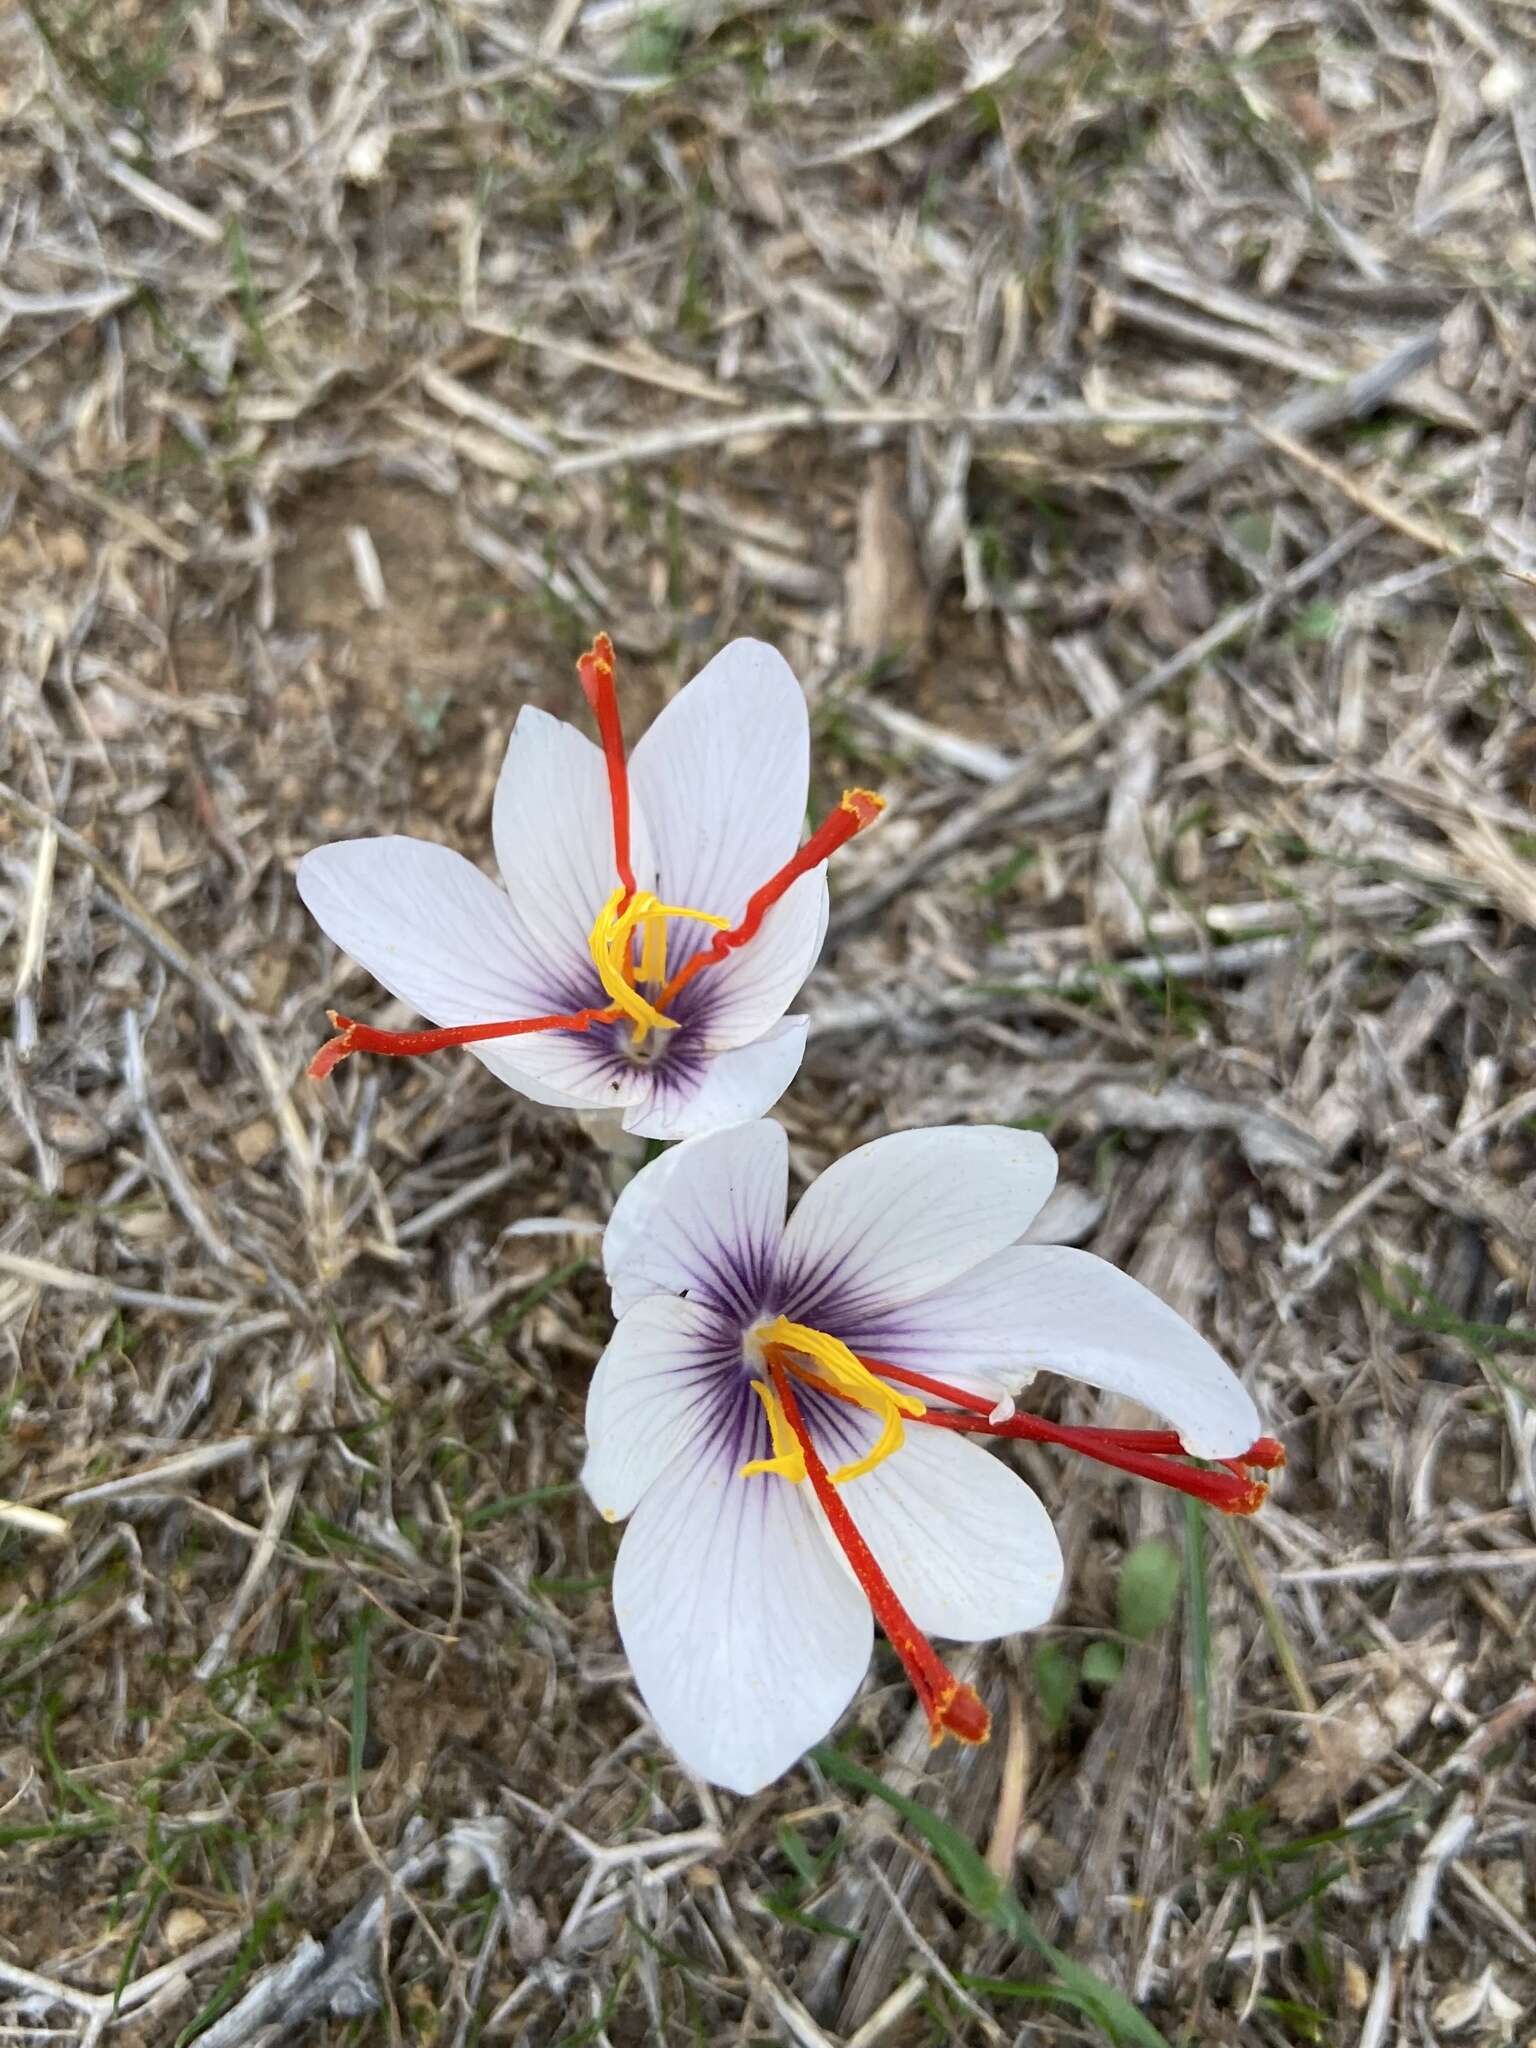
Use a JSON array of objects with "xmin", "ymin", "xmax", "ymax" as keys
[{"xmin": 3, "ymin": 2, "xmax": 1536, "ymax": 2044}]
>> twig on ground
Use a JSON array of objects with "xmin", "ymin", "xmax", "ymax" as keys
[
  {"xmin": 193, "ymin": 1450, "xmax": 313, "ymax": 1681},
  {"xmin": 831, "ymin": 520, "xmax": 1376, "ymax": 930}
]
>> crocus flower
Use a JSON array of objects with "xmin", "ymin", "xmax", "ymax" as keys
[
  {"xmin": 297, "ymin": 637, "xmax": 881, "ymax": 1141},
  {"xmin": 583, "ymin": 1119, "xmax": 1282, "ymax": 1793}
]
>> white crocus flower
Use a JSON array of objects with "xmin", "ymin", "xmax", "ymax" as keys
[
  {"xmin": 583, "ymin": 1120, "xmax": 1281, "ymax": 1794},
  {"xmin": 297, "ymin": 637, "xmax": 882, "ymax": 1141}
]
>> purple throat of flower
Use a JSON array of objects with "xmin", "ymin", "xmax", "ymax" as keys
[{"xmin": 306, "ymin": 633, "xmax": 884, "ymax": 1081}]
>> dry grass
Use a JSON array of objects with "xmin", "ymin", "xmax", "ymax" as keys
[{"xmin": 3, "ymin": 0, "xmax": 1536, "ymax": 2042}]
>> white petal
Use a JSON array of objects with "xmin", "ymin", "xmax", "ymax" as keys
[
  {"xmin": 687, "ymin": 869, "xmax": 828, "ymax": 1051},
  {"xmin": 604, "ymin": 1119, "xmax": 787, "ymax": 1320},
  {"xmin": 1020, "ymin": 1182, "xmax": 1105, "ymax": 1247},
  {"xmin": 778, "ymin": 1126, "xmax": 1058, "ymax": 1320},
  {"xmin": 492, "ymin": 706, "xmax": 656, "ymax": 985},
  {"xmin": 582, "ymin": 1296, "xmax": 738, "ymax": 1522},
  {"xmin": 626, "ymin": 639, "xmax": 808, "ymax": 922},
  {"xmin": 833, "ymin": 1249, "xmax": 1038, "ymax": 1406},
  {"xmin": 470, "ymin": 1019, "xmax": 649, "ymax": 1114},
  {"xmin": 298, "ymin": 836, "xmax": 565, "ymax": 1023},
  {"xmin": 613, "ymin": 1445, "xmax": 872, "ymax": 1793},
  {"xmin": 621, "ymin": 1018, "xmax": 808, "ymax": 1142},
  {"xmin": 977, "ymin": 1247, "xmax": 1260, "ymax": 1459},
  {"xmin": 818, "ymin": 1418, "xmax": 1063, "ymax": 1641},
  {"xmin": 469, "ymin": 1049, "xmax": 604, "ymax": 1110}
]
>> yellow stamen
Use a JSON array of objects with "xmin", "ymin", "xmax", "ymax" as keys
[
  {"xmin": 741, "ymin": 1379, "xmax": 807, "ymax": 1482},
  {"xmin": 742, "ymin": 1316, "xmax": 925, "ymax": 1487},
  {"xmin": 587, "ymin": 887, "xmax": 729, "ymax": 1043},
  {"xmin": 637, "ymin": 904, "xmax": 668, "ymax": 986}
]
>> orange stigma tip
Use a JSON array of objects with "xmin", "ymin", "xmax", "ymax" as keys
[
  {"xmin": 841, "ymin": 788, "xmax": 885, "ymax": 828},
  {"xmin": 576, "ymin": 631, "xmax": 616, "ymax": 708},
  {"xmin": 308, "ymin": 1015, "xmax": 359, "ymax": 1081},
  {"xmin": 1244, "ymin": 1436, "xmax": 1286, "ymax": 1470},
  {"xmin": 933, "ymin": 1681, "xmax": 991, "ymax": 1747}
]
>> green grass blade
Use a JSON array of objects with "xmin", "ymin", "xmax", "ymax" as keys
[
  {"xmin": 812, "ymin": 1745, "xmax": 1170, "ymax": 2048},
  {"xmin": 1223, "ymin": 1521, "xmax": 1316, "ymax": 1714},
  {"xmin": 464, "ymin": 1480, "xmax": 583, "ymax": 1530},
  {"xmin": 225, "ymin": 218, "xmax": 269, "ymax": 364},
  {"xmin": 482, "ymin": 1256, "xmax": 594, "ymax": 1347},
  {"xmin": 349, "ymin": 1608, "xmax": 372, "ymax": 1800},
  {"xmin": 1183, "ymin": 1498, "xmax": 1213, "ymax": 1796},
  {"xmin": 175, "ymin": 1892, "xmax": 286, "ymax": 2046}
]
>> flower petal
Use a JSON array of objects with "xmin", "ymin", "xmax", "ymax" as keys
[
  {"xmin": 604, "ymin": 1118, "xmax": 787, "ymax": 1321},
  {"xmin": 832, "ymin": 1249, "xmax": 1036, "ymax": 1408},
  {"xmin": 297, "ymin": 836, "xmax": 568, "ymax": 1023},
  {"xmin": 471, "ymin": 1052, "xmax": 598, "ymax": 1110},
  {"xmin": 778, "ymin": 1126, "xmax": 1058, "ymax": 1322},
  {"xmin": 621, "ymin": 1018, "xmax": 808, "ymax": 1142},
  {"xmin": 492, "ymin": 705, "xmax": 656, "ymax": 986},
  {"xmin": 582, "ymin": 1295, "xmax": 739, "ymax": 1522},
  {"xmin": 613, "ymin": 1441, "xmax": 872, "ymax": 1793},
  {"xmin": 964, "ymin": 1246, "xmax": 1260, "ymax": 1459},
  {"xmin": 685, "ymin": 869, "xmax": 828, "ymax": 1052},
  {"xmin": 626, "ymin": 639, "xmax": 808, "ymax": 923},
  {"xmin": 471, "ymin": 1025, "xmax": 651, "ymax": 1113},
  {"xmin": 815, "ymin": 1414, "xmax": 1063, "ymax": 1641}
]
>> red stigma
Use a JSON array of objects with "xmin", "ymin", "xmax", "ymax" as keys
[
  {"xmin": 308, "ymin": 1002, "xmax": 622, "ymax": 1081},
  {"xmin": 306, "ymin": 640, "xmax": 888, "ymax": 1080},
  {"xmin": 767, "ymin": 1359, "xmax": 991, "ymax": 1751},
  {"xmin": 575, "ymin": 630, "xmax": 616, "ymax": 712},
  {"xmin": 868, "ymin": 1360, "xmax": 1278, "ymax": 1517},
  {"xmin": 1238, "ymin": 1435, "xmax": 1286, "ymax": 1471},
  {"xmin": 933, "ymin": 1678, "xmax": 991, "ymax": 1745},
  {"xmin": 658, "ymin": 788, "xmax": 885, "ymax": 1010},
  {"xmin": 576, "ymin": 631, "xmax": 637, "ymax": 903}
]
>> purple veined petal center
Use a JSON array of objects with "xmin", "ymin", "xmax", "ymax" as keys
[
  {"xmin": 669, "ymin": 1305, "xmax": 895, "ymax": 1492},
  {"xmin": 522, "ymin": 949, "xmax": 737, "ymax": 1106},
  {"xmin": 629, "ymin": 1197, "xmax": 957, "ymax": 1486}
]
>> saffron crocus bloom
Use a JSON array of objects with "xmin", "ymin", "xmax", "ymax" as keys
[
  {"xmin": 583, "ymin": 1120, "xmax": 1281, "ymax": 1793},
  {"xmin": 297, "ymin": 637, "xmax": 881, "ymax": 1141}
]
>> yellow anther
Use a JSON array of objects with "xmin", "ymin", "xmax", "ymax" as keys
[
  {"xmin": 743, "ymin": 1316, "xmax": 925, "ymax": 1487},
  {"xmin": 636, "ymin": 904, "xmax": 668, "ymax": 987},
  {"xmin": 741, "ymin": 1379, "xmax": 807, "ymax": 1483},
  {"xmin": 587, "ymin": 888, "xmax": 728, "ymax": 1043}
]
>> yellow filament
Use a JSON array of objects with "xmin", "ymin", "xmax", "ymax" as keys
[
  {"xmin": 588, "ymin": 887, "xmax": 728, "ymax": 1043},
  {"xmin": 741, "ymin": 1379, "xmax": 807, "ymax": 1483},
  {"xmin": 740, "ymin": 1316, "xmax": 926, "ymax": 1487}
]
